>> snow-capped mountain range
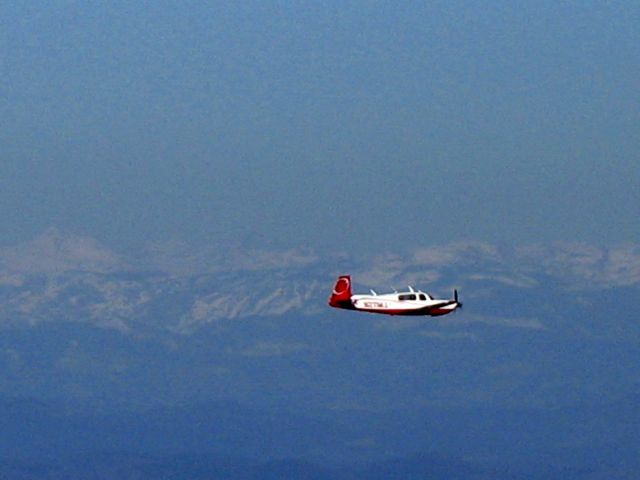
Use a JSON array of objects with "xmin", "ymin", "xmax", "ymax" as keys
[
  {"xmin": 1, "ymin": 230, "xmax": 638, "ymax": 479},
  {"xmin": 0, "ymin": 228, "xmax": 638, "ymax": 335}
]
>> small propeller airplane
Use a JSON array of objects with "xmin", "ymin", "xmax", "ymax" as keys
[{"xmin": 329, "ymin": 275, "xmax": 462, "ymax": 317}]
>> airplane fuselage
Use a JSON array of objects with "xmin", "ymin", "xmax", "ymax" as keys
[
  {"xmin": 329, "ymin": 276, "xmax": 461, "ymax": 317},
  {"xmin": 349, "ymin": 292, "xmax": 458, "ymax": 316}
]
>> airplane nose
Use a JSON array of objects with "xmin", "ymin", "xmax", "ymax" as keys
[{"xmin": 454, "ymin": 289, "xmax": 462, "ymax": 309}]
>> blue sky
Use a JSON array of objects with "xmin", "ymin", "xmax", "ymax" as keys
[{"xmin": 1, "ymin": 1, "xmax": 638, "ymax": 253}]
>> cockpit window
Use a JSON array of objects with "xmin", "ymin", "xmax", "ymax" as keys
[
  {"xmin": 419, "ymin": 294, "xmax": 426, "ymax": 301},
  {"xmin": 398, "ymin": 294, "xmax": 417, "ymax": 301}
]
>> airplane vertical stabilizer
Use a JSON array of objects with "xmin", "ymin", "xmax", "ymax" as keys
[{"xmin": 328, "ymin": 275, "xmax": 353, "ymax": 309}]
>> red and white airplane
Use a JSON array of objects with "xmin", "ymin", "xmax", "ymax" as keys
[{"xmin": 329, "ymin": 275, "xmax": 462, "ymax": 317}]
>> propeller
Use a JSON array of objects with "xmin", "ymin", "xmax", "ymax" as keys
[{"xmin": 454, "ymin": 289, "xmax": 463, "ymax": 308}]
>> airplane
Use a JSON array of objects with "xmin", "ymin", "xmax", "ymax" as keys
[{"xmin": 328, "ymin": 275, "xmax": 462, "ymax": 317}]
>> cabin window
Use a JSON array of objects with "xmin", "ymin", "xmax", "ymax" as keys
[
  {"xmin": 419, "ymin": 294, "xmax": 426, "ymax": 301},
  {"xmin": 398, "ymin": 294, "xmax": 417, "ymax": 301}
]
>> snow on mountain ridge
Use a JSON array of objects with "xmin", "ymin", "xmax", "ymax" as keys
[
  {"xmin": 0, "ymin": 228, "xmax": 126, "ymax": 274},
  {"xmin": 2, "ymin": 231, "xmax": 637, "ymax": 288},
  {"xmin": 0, "ymin": 231, "xmax": 637, "ymax": 335}
]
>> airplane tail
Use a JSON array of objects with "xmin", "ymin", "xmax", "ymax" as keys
[{"xmin": 328, "ymin": 275, "xmax": 353, "ymax": 309}]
